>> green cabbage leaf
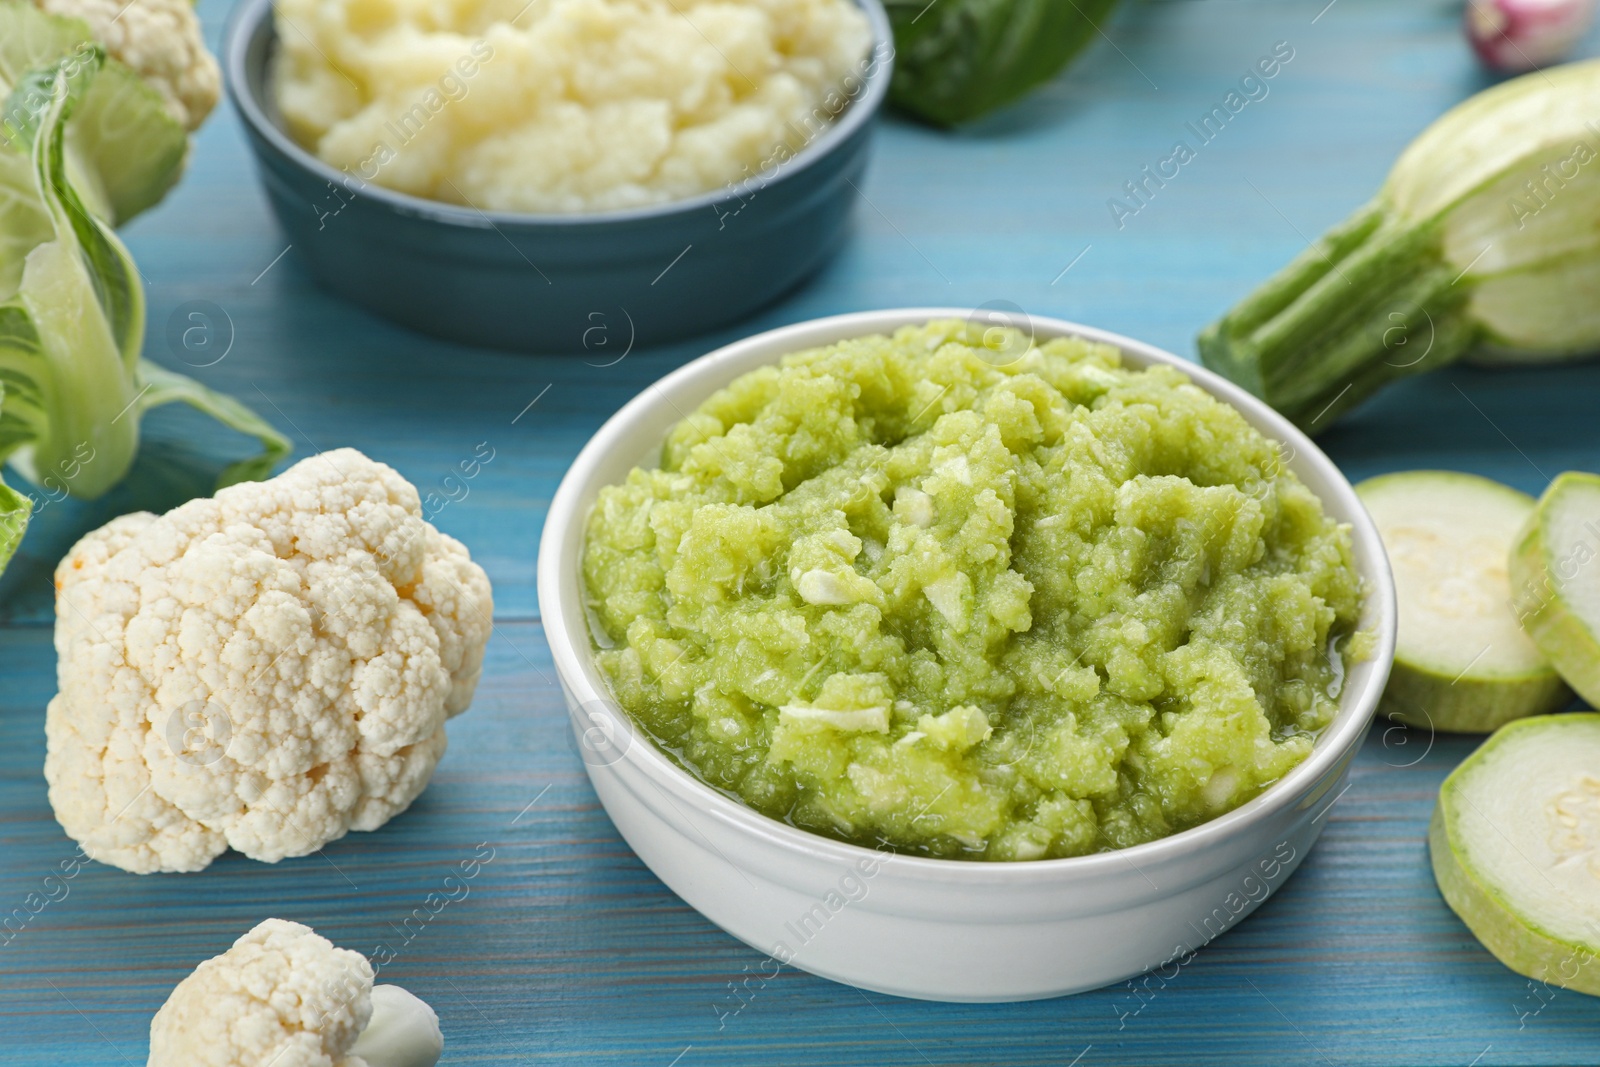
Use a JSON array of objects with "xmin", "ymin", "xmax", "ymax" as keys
[
  {"xmin": 0, "ymin": 0, "xmax": 188, "ymax": 225},
  {"xmin": 0, "ymin": 54, "xmax": 290, "ymax": 574}
]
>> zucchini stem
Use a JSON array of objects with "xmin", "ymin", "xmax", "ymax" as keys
[{"xmin": 1199, "ymin": 200, "xmax": 1481, "ymax": 429}]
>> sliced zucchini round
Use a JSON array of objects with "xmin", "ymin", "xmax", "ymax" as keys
[
  {"xmin": 1510, "ymin": 471, "xmax": 1600, "ymax": 708},
  {"xmin": 1358, "ymin": 471, "xmax": 1569, "ymax": 733},
  {"xmin": 1430, "ymin": 713, "xmax": 1600, "ymax": 995}
]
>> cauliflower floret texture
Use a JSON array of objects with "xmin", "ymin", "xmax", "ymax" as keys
[
  {"xmin": 45, "ymin": 449, "xmax": 494, "ymax": 874},
  {"xmin": 34, "ymin": 0, "xmax": 221, "ymax": 130},
  {"xmin": 148, "ymin": 919, "xmax": 376, "ymax": 1067},
  {"xmin": 147, "ymin": 918, "xmax": 444, "ymax": 1067}
]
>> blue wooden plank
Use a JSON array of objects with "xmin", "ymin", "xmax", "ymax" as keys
[{"xmin": 3, "ymin": 0, "xmax": 1600, "ymax": 1062}]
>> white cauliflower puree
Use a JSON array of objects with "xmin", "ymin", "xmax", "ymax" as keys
[{"xmin": 271, "ymin": 0, "xmax": 875, "ymax": 213}]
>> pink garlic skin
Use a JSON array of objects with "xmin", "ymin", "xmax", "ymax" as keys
[{"xmin": 1465, "ymin": 0, "xmax": 1597, "ymax": 72}]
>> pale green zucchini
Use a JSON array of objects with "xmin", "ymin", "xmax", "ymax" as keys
[
  {"xmin": 1359, "ymin": 472, "xmax": 1568, "ymax": 733},
  {"xmin": 1510, "ymin": 471, "xmax": 1600, "ymax": 708},
  {"xmin": 1431, "ymin": 713, "xmax": 1600, "ymax": 996}
]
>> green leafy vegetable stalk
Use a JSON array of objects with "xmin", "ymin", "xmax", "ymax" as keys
[
  {"xmin": 1199, "ymin": 58, "xmax": 1600, "ymax": 431},
  {"xmin": 884, "ymin": 0, "xmax": 1122, "ymax": 126},
  {"xmin": 0, "ymin": 55, "xmax": 289, "ymax": 572},
  {"xmin": 0, "ymin": 0, "xmax": 190, "ymax": 225}
]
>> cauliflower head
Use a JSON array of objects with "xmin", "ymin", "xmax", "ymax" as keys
[
  {"xmin": 45, "ymin": 448, "xmax": 493, "ymax": 874},
  {"xmin": 33, "ymin": 0, "xmax": 221, "ymax": 130},
  {"xmin": 148, "ymin": 919, "xmax": 377, "ymax": 1067}
]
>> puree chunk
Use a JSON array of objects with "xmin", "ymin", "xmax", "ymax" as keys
[{"xmin": 583, "ymin": 321, "xmax": 1364, "ymax": 860}]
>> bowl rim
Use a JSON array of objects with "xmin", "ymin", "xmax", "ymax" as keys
[
  {"xmin": 221, "ymin": 0, "xmax": 894, "ymax": 229},
  {"xmin": 537, "ymin": 307, "xmax": 1398, "ymax": 884}
]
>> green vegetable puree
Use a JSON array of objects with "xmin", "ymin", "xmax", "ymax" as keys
[{"xmin": 583, "ymin": 322, "xmax": 1363, "ymax": 861}]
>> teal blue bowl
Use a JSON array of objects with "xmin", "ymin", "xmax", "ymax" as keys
[{"xmin": 223, "ymin": 0, "xmax": 892, "ymax": 352}]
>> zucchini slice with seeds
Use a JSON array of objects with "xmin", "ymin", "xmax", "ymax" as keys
[{"xmin": 1358, "ymin": 471, "xmax": 1568, "ymax": 733}]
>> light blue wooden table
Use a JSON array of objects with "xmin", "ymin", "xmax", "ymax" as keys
[{"xmin": 3, "ymin": 1, "xmax": 1599, "ymax": 1063}]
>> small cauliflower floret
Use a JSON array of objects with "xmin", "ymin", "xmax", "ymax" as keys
[
  {"xmin": 148, "ymin": 918, "xmax": 442, "ymax": 1067},
  {"xmin": 34, "ymin": 0, "xmax": 221, "ymax": 130},
  {"xmin": 44, "ymin": 449, "xmax": 493, "ymax": 874}
]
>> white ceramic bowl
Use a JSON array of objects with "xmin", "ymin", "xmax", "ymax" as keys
[{"xmin": 537, "ymin": 308, "xmax": 1397, "ymax": 1002}]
